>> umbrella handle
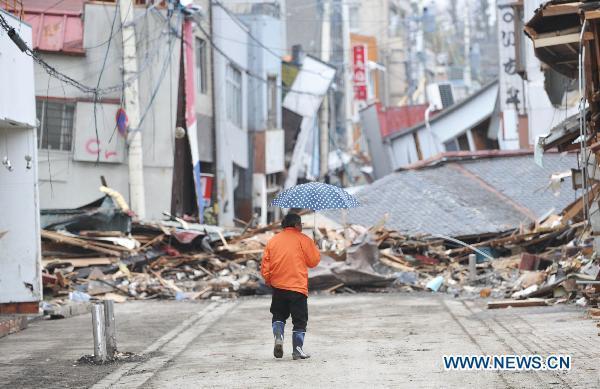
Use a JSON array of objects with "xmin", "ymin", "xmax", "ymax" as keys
[{"xmin": 313, "ymin": 212, "xmax": 316, "ymax": 241}]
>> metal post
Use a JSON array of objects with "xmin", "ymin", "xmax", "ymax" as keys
[
  {"xmin": 91, "ymin": 304, "xmax": 107, "ymax": 363},
  {"xmin": 468, "ymin": 254, "xmax": 477, "ymax": 282},
  {"xmin": 103, "ymin": 300, "xmax": 116, "ymax": 358},
  {"xmin": 319, "ymin": 0, "xmax": 331, "ymax": 179},
  {"xmin": 341, "ymin": 1, "xmax": 354, "ymax": 151}
]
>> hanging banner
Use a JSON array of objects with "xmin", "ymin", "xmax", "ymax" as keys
[
  {"xmin": 353, "ymin": 45, "xmax": 367, "ymax": 101},
  {"xmin": 183, "ymin": 19, "xmax": 204, "ymax": 222}
]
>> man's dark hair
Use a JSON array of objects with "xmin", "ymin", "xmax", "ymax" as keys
[{"xmin": 281, "ymin": 212, "xmax": 301, "ymax": 228}]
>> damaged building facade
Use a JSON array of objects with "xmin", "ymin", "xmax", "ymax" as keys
[
  {"xmin": 2, "ymin": 1, "xmax": 288, "ymax": 226},
  {"xmin": 360, "ymin": 0, "xmax": 581, "ymax": 179},
  {"xmin": 0, "ymin": 8, "xmax": 41, "ymax": 313},
  {"xmin": 525, "ymin": 0, "xmax": 600, "ymax": 249},
  {"xmin": 20, "ymin": 0, "xmax": 190, "ymax": 220}
]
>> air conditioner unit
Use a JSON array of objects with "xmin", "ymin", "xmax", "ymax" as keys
[{"xmin": 426, "ymin": 82, "xmax": 455, "ymax": 111}]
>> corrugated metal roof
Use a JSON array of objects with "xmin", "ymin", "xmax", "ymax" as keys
[
  {"xmin": 376, "ymin": 103, "xmax": 430, "ymax": 138},
  {"xmin": 21, "ymin": 0, "xmax": 84, "ymax": 54}
]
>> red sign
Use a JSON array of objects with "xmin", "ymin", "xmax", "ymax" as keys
[
  {"xmin": 354, "ymin": 85, "xmax": 367, "ymax": 100},
  {"xmin": 352, "ymin": 45, "xmax": 367, "ymax": 101}
]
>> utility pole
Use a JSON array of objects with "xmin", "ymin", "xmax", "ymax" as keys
[
  {"xmin": 320, "ymin": 0, "xmax": 331, "ymax": 179},
  {"xmin": 120, "ymin": 0, "xmax": 146, "ymax": 219},
  {"xmin": 341, "ymin": 1, "xmax": 353, "ymax": 152},
  {"xmin": 463, "ymin": 2, "xmax": 472, "ymax": 94}
]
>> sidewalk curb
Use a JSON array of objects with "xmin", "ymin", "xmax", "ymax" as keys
[{"xmin": 0, "ymin": 316, "xmax": 28, "ymax": 339}]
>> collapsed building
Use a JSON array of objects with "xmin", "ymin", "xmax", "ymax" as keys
[{"xmin": 525, "ymin": 1, "xmax": 600, "ymax": 250}]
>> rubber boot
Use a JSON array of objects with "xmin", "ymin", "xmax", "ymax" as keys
[
  {"xmin": 292, "ymin": 331, "xmax": 310, "ymax": 360},
  {"xmin": 272, "ymin": 321, "xmax": 285, "ymax": 358}
]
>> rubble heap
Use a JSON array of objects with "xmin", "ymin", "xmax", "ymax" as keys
[{"xmin": 40, "ymin": 187, "xmax": 600, "ymax": 315}]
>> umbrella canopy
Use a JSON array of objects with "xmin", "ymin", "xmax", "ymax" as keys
[{"xmin": 271, "ymin": 182, "xmax": 360, "ymax": 210}]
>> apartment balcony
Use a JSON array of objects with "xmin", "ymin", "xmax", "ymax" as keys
[{"xmin": 253, "ymin": 128, "xmax": 284, "ymax": 174}]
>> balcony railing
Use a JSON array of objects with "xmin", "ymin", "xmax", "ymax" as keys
[{"xmin": 0, "ymin": 0, "xmax": 23, "ymax": 19}]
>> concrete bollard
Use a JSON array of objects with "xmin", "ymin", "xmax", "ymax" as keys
[
  {"xmin": 91, "ymin": 303, "xmax": 107, "ymax": 362},
  {"xmin": 103, "ymin": 300, "xmax": 117, "ymax": 358},
  {"xmin": 469, "ymin": 254, "xmax": 477, "ymax": 282}
]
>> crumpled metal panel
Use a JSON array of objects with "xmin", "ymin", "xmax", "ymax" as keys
[{"xmin": 41, "ymin": 196, "xmax": 131, "ymax": 233}]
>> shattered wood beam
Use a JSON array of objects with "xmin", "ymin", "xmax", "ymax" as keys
[
  {"xmin": 561, "ymin": 184, "xmax": 600, "ymax": 223},
  {"xmin": 541, "ymin": 2, "xmax": 582, "ymax": 17},
  {"xmin": 487, "ymin": 299, "xmax": 548, "ymax": 309},
  {"xmin": 76, "ymin": 239, "xmax": 132, "ymax": 253},
  {"xmin": 585, "ymin": 10, "xmax": 600, "ymax": 20},
  {"xmin": 139, "ymin": 234, "xmax": 165, "ymax": 250},
  {"xmin": 534, "ymin": 26, "xmax": 581, "ymax": 39},
  {"xmin": 533, "ymin": 32, "xmax": 593, "ymax": 48},
  {"xmin": 230, "ymin": 210, "xmax": 311, "ymax": 242},
  {"xmin": 41, "ymin": 230, "xmax": 121, "ymax": 257}
]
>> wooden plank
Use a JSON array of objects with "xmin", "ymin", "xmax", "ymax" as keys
[
  {"xmin": 42, "ymin": 257, "xmax": 116, "ymax": 268},
  {"xmin": 41, "ymin": 230, "xmax": 121, "ymax": 257},
  {"xmin": 487, "ymin": 298, "xmax": 548, "ymax": 309},
  {"xmin": 542, "ymin": 2, "xmax": 582, "ymax": 17},
  {"xmin": 379, "ymin": 256, "xmax": 416, "ymax": 272},
  {"xmin": 561, "ymin": 184, "xmax": 600, "ymax": 223},
  {"xmin": 534, "ymin": 26, "xmax": 581, "ymax": 39},
  {"xmin": 216, "ymin": 230, "xmax": 231, "ymax": 251},
  {"xmin": 585, "ymin": 10, "xmax": 600, "ymax": 20},
  {"xmin": 533, "ymin": 32, "xmax": 593, "ymax": 48},
  {"xmin": 139, "ymin": 234, "xmax": 165, "ymax": 250},
  {"xmin": 324, "ymin": 283, "xmax": 345, "ymax": 293}
]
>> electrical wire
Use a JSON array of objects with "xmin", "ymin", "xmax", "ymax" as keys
[
  {"xmin": 195, "ymin": 22, "xmax": 328, "ymax": 98},
  {"xmin": 93, "ymin": 0, "xmax": 120, "ymax": 163},
  {"xmin": 138, "ymin": 13, "xmax": 180, "ymax": 129},
  {"xmin": 0, "ymin": 8, "xmax": 166, "ymax": 97},
  {"xmin": 0, "ymin": 11, "xmax": 97, "ymax": 93},
  {"xmin": 214, "ymin": 0, "xmax": 350, "ymax": 80}
]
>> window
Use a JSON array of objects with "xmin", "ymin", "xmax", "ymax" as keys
[
  {"xmin": 226, "ymin": 64, "xmax": 242, "ymax": 127},
  {"xmin": 266, "ymin": 75, "xmax": 277, "ymax": 128},
  {"xmin": 196, "ymin": 38, "xmax": 207, "ymax": 94},
  {"xmin": 36, "ymin": 99, "xmax": 75, "ymax": 151},
  {"xmin": 349, "ymin": 5, "xmax": 360, "ymax": 31},
  {"xmin": 444, "ymin": 139, "xmax": 459, "ymax": 152},
  {"xmin": 444, "ymin": 134, "xmax": 470, "ymax": 152}
]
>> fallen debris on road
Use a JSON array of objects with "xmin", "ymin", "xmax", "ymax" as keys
[{"xmin": 38, "ymin": 185, "xmax": 600, "ymax": 314}]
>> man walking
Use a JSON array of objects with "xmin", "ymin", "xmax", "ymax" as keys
[{"xmin": 261, "ymin": 212, "xmax": 321, "ymax": 360}]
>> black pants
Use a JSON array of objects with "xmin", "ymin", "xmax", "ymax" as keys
[{"xmin": 270, "ymin": 287, "xmax": 308, "ymax": 332}]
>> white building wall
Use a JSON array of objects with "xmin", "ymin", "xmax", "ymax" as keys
[
  {"xmin": 0, "ymin": 11, "xmax": 41, "ymax": 304},
  {"xmin": 389, "ymin": 135, "xmax": 419, "ymax": 168},
  {"xmin": 387, "ymin": 82, "xmax": 499, "ymax": 169},
  {"xmin": 34, "ymin": 4, "xmax": 181, "ymax": 220},
  {"xmin": 213, "ymin": 5, "xmax": 250, "ymax": 226}
]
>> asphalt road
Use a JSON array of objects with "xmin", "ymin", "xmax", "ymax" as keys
[{"xmin": 1, "ymin": 293, "xmax": 599, "ymax": 388}]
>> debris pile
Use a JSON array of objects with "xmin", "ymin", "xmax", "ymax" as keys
[
  {"xmin": 41, "ymin": 192, "xmax": 279, "ymax": 308},
  {"xmin": 41, "ymin": 187, "xmax": 600, "ymax": 314},
  {"xmin": 314, "ymin": 214, "xmax": 600, "ymax": 310}
]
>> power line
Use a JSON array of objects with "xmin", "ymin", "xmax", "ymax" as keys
[
  {"xmin": 214, "ymin": 1, "xmax": 337, "ymax": 80},
  {"xmin": 138, "ymin": 13, "xmax": 180, "ymax": 128},
  {"xmin": 31, "ymin": 0, "xmax": 69, "ymax": 16},
  {"xmin": 195, "ymin": 22, "xmax": 327, "ymax": 98},
  {"xmin": 92, "ymin": 0, "xmax": 121, "ymax": 163},
  {"xmin": 0, "ymin": 11, "xmax": 97, "ymax": 93},
  {"xmin": 0, "ymin": 6, "xmax": 168, "ymax": 97}
]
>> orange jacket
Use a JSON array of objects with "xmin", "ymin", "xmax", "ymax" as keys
[{"xmin": 261, "ymin": 227, "xmax": 321, "ymax": 296}]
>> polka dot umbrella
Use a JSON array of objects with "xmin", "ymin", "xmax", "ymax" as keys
[{"xmin": 271, "ymin": 182, "xmax": 360, "ymax": 236}]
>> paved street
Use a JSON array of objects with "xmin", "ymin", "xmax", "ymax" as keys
[{"xmin": 1, "ymin": 293, "xmax": 599, "ymax": 388}]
